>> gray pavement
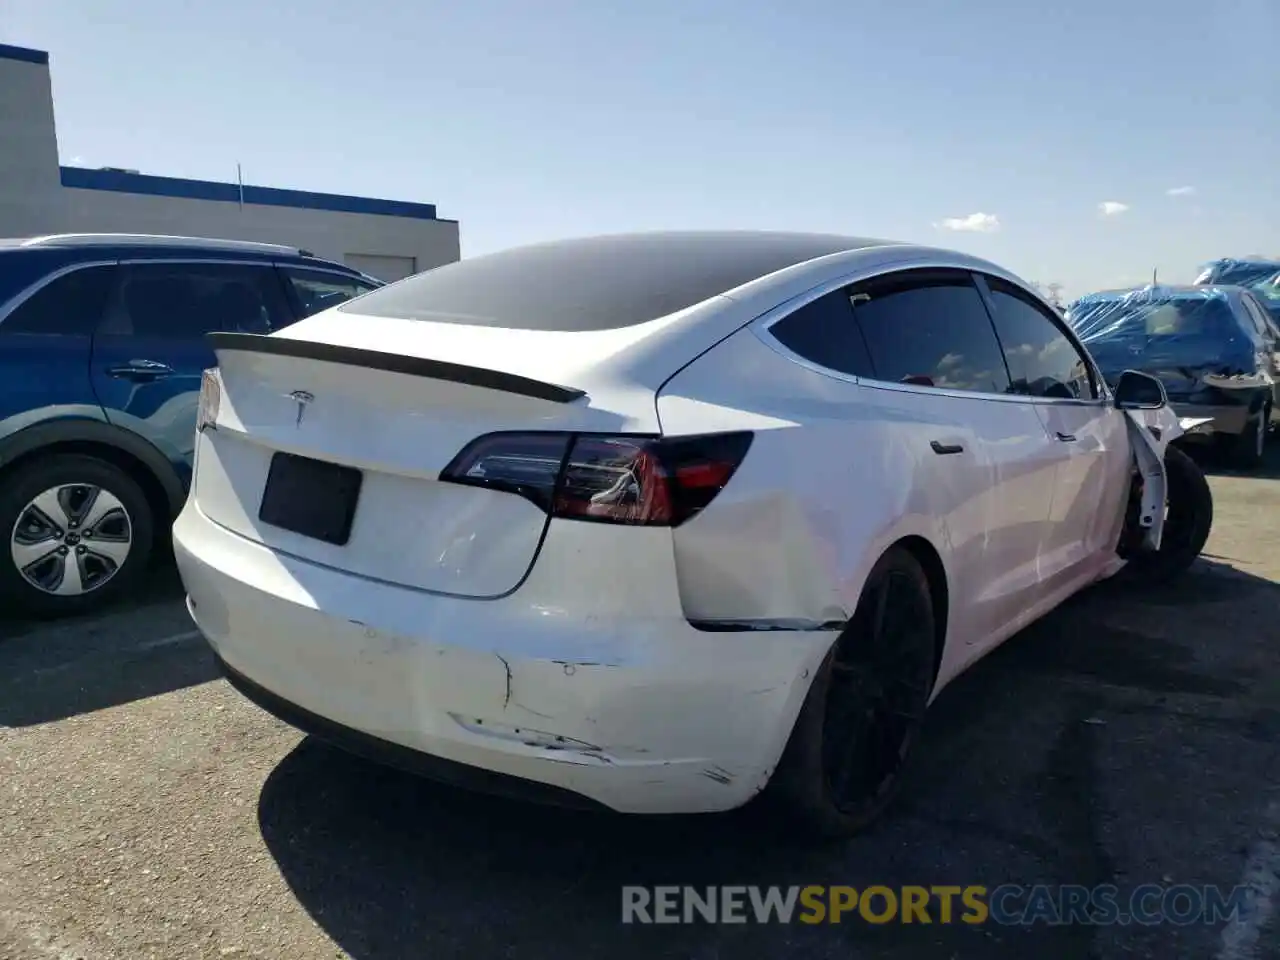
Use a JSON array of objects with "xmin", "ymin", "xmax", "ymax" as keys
[{"xmin": 2, "ymin": 451, "xmax": 1279, "ymax": 960}]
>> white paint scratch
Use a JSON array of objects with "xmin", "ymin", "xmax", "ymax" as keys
[{"xmin": 1218, "ymin": 798, "xmax": 1280, "ymax": 960}]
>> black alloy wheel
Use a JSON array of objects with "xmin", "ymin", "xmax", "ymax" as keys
[{"xmin": 768, "ymin": 547, "xmax": 937, "ymax": 838}]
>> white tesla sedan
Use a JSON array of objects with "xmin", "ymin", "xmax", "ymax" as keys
[{"xmin": 174, "ymin": 232, "xmax": 1212, "ymax": 836}]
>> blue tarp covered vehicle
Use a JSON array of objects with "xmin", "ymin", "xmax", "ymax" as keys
[
  {"xmin": 1194, "ymin": 257, "xmax": 1280, "ymax": 288},
  {"xmin": 1244, "ymin": 271, "xmax": 1280, "ymax": 328},
  {"xmin": 1066, "ymin": 284, "xmax": 1278, "ymax": 467}
]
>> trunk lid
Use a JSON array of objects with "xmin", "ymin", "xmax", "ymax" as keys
[
  {"xmin": 195, "ymin": 318, "xmax": 662, "ymax": 598},
  {"xmin": 1087, "ymin": 332, "xmax": 1255, "ymax": 402}
]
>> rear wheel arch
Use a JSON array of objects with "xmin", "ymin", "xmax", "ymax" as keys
[
  {"xmin": 0, "ymin": 420, "xmax": 185, "ymax": 532},
  {"xmin": 766, "ymin": 542, "xmax": 940, "ymax": 836},
  {"xmin": 890, "ymin": 534, "xmax": 949, "ymax": 685}
]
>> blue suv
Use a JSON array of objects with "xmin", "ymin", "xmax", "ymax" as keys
[{"xmin": 0, "ymin": 234, "xmax": 383, "ymax": 617}]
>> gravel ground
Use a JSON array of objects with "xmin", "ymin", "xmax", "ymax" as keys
[{"xmin": 2, "ymin": 450, "xmax": 1279, "ymax": 960}]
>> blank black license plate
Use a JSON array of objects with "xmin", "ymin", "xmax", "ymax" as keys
[{"xmin": 258, "ymin": 452, "xmax": 363, "ymax": 546}]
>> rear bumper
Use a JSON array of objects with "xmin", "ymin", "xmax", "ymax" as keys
[
  {"xmin": 215, "ymin": 654, "xmax": 608, "ymax": 810},
  {"xmin": 173, "ymin": 503, "xmax": 835, "ymax": 814},
  {"xmin": 1170, "ymin": 402, "xmax": 1252, "ymax": 438}
]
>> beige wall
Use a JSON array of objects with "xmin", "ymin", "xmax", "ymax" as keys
[{"xmin": 0, "ymin": 55, "xmax": 65, "ymax": 236}]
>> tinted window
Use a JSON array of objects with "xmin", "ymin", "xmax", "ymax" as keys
[
  {"xmin": 766, "ymin": 290, "xmax": 872, "ymax": 377},
  {"xmin": 282, "ymin": 268, "xmax": 379, "ymax": 318},
  {"xmin": 985, "ymin": 278, "xmax": 1096, "ymax": 399},
  {"xmin": 97, "ymin": 263, "xmax": 291, "ymax": 339},
  {"xmin": 339, "ymin": 232, "xmax": 885, "ymax": 331},
  {"xmin": 0, "ymin": 251, "xmax": 59, "ymax": 305},
  {"xmin": 850, "ymin": 270, "xmax": 1011, "ymax": 393},
  {"xmin": 1, "ymin": 265, "xmax": 116, "ymax": 336}
]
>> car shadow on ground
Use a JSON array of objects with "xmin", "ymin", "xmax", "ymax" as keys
[
  {"xmin": 0, "ymin": 561, "xmax": 214, "ymax": 727},
  {"xmin": 1183, "ymin": 434, "xmax": 1280, "ymax": 480},
  {"xmin": 255, "ymin": 557, "xmax": 1280, "ymax": 960}
]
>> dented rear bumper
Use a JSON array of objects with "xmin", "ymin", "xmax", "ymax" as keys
[{"xmin": 173, "ymin": 502, "xmax": 835, "ymax": 814}]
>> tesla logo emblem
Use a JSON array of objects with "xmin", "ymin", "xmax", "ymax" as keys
[{"xmin": 288, "ymin": 390, "xmax": 314, "ymax": 427}]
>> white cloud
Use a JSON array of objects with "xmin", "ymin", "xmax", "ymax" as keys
[
  {"xmin": 1098, "ymin": 201, "xmax": 1130, "ymax": 216},
  {"xmin": 69, "ymin": 156, "xmax": 84, "ymax": 165},
  {"xmin": 1166, "ymin": 186, "xmax": 1196, "ymax": 197},
  {"xmin": 937, "ymin": 212, "xmax": 1000, "ymax": 233}
]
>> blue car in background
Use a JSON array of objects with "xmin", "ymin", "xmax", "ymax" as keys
[
  {"xmin": 1195, "ymin": 257, "xmax": 1280, "ymax": 289},
  {"xmin": 0, "ymin": 234, "xmax": 383, "ymax": 617},
  {"xmin": 1066, "ymin": 283, "xmax": 1279, "ymax": 469},
  {"xmin": 1242, "ymin": 270, "xmax": 1280, "ymax": 329},
  {"xmin": 1196, "ymin": 257, "xmax": 1280, "ymax": 329}
]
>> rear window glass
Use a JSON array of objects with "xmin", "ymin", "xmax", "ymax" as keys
[
  {"xmin": 338, "ymin": 233, "xmax": 883, "ymax": 331},
  {"xmin": 0, "ymin": 251, "xmax": 60, "ymax": 306},
  {"xmin": 1069, "ymin": 296, "xmax": 1236, "ymax": 343},
  {"xmin": 2, "ymin": 264, "xmax": 116, "ymax": 336}
]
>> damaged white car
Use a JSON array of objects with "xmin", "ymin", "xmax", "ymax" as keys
[{"xmin": 173, "ymin": 232, "xmax": 1213, "ymax": 837}]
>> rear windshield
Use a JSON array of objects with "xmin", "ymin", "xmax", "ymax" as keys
[
  {"xmin": 337, "ymin": 232, "xmax": 882, "ymax": 331},
  {"xmin": 1069, "ymin": 295, "xmax": 1238, "ymax": 343}
]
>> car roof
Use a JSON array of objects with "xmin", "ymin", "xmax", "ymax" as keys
[
  {"xmin": 338, "ymin": 230, "xmax": 901, "ymax": 332},
  {"xmin": 1204, "ymin": 256, "xmax": 1280, "ymax": 269},
  {"xmin": 0, "ymin": 233, "xmax": 361, "ymax": 273}
]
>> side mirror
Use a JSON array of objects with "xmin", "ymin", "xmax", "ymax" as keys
[{"xmin": 1113, "ymin": 369, "xmax": 1168, "ymax": 409}]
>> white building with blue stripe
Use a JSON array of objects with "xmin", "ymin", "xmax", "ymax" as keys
[{"xmin": 0, "ymin": 42, "xmax": 459, "ymax": 282}]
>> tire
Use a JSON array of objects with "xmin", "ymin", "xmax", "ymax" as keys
[
  {"xmin": 1121, "ymin": 444, "xmax": 1213, "ymax": 585},
  {"xmin": 766, "ymin": 547, "xmax": 937, "ymax": 838},
  {"xmin": 1224, "ymin": 402, "xmax": 1269, "ymax": 469},
  {"xmin": 0, "ymin": 454, "xmax": 155, "ymax": 618}
]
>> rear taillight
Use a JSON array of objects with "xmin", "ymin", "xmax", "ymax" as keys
[
  {"xmin": 440, "ymin": 431, "xmax": 753, "ymax": 527},
  {"xmin": 197, "ymin": 368, "xmax": 221, "ymax": 432}
]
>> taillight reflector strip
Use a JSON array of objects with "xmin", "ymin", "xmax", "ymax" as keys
[{"xmin": 197, "ymin": 368, "xmax": 221, "ymax": 432}]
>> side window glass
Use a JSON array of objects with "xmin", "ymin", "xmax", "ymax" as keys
[
  {"xmin": 282, "ymin": 268, "xmax": 378, "ymax": 318},
  {"xmin": 851, "ymin": 271, "xmax": 1011, "ymax": 394},
  {"xmin": 97, "ymin": 263, "xmax": 291, "ymax": 339},
  {"xmin": 985, "ymin": 278, "xmax": 1097, "ymax": 400},
  {"xmin": 1242, "ymin": 297, "xmax": 1272, "ymax": 338},
  {"xmin": 1, "ymin": 265, "xmax": 116, "ymax": 336},
  {"xmin": 766, "ymin": 289, "xmax": 872, "ymax": 377},
  {"xmin": 1254, "ymin": 299, "xmax": 1280, "ymax": 339}
]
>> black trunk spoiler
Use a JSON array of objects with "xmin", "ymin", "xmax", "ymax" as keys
[{"xmin": 206, "ymin": 332, "xmax": 587, "ymax": 404}]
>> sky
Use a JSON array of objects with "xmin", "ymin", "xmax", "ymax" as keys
[{"xmin": 2, "ymin": 0, "xmax": 1277, "ymax": 299}]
